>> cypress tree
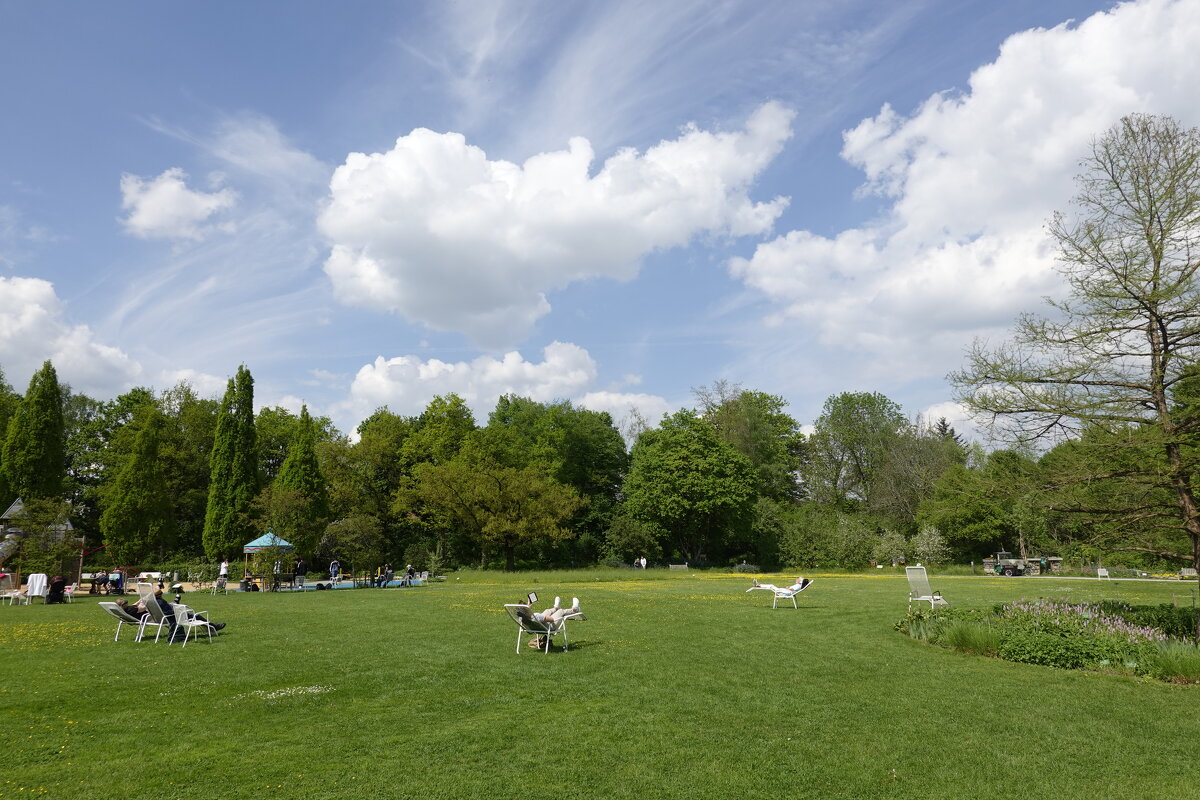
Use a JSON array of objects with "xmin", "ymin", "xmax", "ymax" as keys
[
  {"xmin": 2, "ymin": 360, "xmax": 65, "ymax": 500},
  {"xmin": 202, "ymin": 365, "xmax": 259, "ymax": 559},
  {"xmin": 100, "ymin": 406, "xmax": 173, "ymax": 562}
]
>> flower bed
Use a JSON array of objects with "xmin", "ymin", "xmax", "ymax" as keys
[{"xmin": 897, "ymin": 598, "xmax": 1200, "ymax": 682}]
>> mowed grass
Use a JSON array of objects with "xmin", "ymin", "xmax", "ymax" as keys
[{"xmin": 1, "ymin": 571, "xmax": 1197, "ymax": 800}]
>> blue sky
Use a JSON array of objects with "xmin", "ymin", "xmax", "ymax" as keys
[{"xmin": 2, "ymin": 0, "xmax": 1197, "ymax": 438}]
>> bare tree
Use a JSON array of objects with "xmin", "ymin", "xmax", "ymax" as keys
[{"xmin": 952, "ymin": 114, "xmax": 1200, "ymax": 567}]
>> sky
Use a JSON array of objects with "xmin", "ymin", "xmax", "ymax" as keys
[{"xmin": 3, "ymin": 0, "xmax": 1200, "ymax": 440}]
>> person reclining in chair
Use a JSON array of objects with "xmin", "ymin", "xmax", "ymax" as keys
[
  {"xmin": 515, "ymin": 596, "xmax": 582, "ymax": 649},
  {"xmin": 747, "ymin": 577, "xmax": 812, "ymax": 594}
]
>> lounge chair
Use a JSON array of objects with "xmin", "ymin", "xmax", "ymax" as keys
[
  {"xmin": 99, "ymin": 601, "xmax": 149, "ymax": 641},
  {"xmin": 906, "ymin": 565, "xmax": 948, "ymax": 609},
  {"xmin": 139, "ymin": 595, "xmax": 174, "ymax": 643},
  {"xmin": 503, "ymin": 602, "xmax": 585, "ymax": 654},
  {"xmin": 746, "ymin": 577, "xmax": 813, "ymax": 609},
  {"xmin": 169, "ymin": 603, "xmax": 212, "ymax": 648}
]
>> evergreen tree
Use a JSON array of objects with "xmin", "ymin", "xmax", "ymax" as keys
[
  {"xmin": 202, "ymin": 366, "xmax": 259, "ymax": 559},
  {"xmin": 0, "ymin": 366, "xmax": 20, "ymax": 505},
  {"xmin": 273, "ymin": 404, "xmax": 330, "ymax": 557},
  {"xmin": 100, "ymin": 406, "xmax": 173, "ymax": 562},
  {"xmin": 2, "ymin": 360, "xmax": 65, "ymax": 500}
]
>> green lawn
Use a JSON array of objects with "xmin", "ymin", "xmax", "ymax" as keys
[{"xmin": 1, "ymin": 570, "xmax": 1196, "ymax": 799}]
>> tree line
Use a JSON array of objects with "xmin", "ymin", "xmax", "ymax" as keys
[{"xmin": 4, "ymin": 114, "xmax": 1200, "ymax": 573}]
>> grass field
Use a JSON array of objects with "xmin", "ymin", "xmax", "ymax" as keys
[{"xmin": 1, "ymin": 570, "xmax": 1197, "ymax": 800}]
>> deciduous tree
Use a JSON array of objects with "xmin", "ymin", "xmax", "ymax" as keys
[{"xmin": 953, "ymin": 114, "xmax": 1200, "ymax": 568}]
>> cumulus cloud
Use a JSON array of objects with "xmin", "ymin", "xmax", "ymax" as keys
[
  {"xmin": 119, "ymin": 167, "xmax": 237, "ymax": 240},
  {"xmin": 577, "ymin": 390, "xmax": 674, "ymax": 441},
  {"xmin": 319, "ymin": 102, "xmax": 794, "ymax": 346},
  {"xmin": 338, "ymin": 341, "xmax": 600, "ymax": 423},
  {"xmin": 157, "ymin": 368, "xmax": 230, "ymax": 399},
  {"xmin": 731, "ymin": 0, "xmax": 1200, "ymax": 383},
  {"xmin": 0, "ymin": 276, "xmax": 141, "ymax": 394}
]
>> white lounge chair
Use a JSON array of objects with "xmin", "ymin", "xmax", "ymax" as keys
[
  {"xmin": 99, "ymin": 601, "xmax": 148, "ymax": 642},
  {"xmin": 169, "ymin": 603, "xmax": 212, "ymax": 648},
  {"xmin": 906, "ymin": 565, "xmax": 948, "ymax": 609},
  {"xmin": 503, "ymin": 603, "xmax": 584, "ymax": 653},
  {"xmin": 746, "ymin": 577, "xmax": 813, "ymax": 609}
]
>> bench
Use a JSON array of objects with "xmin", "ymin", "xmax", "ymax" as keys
[
  {"xmin": 1181, "ymin": 568, "xmax": 1198, "ymax": 580},
  {"xmin": 667, "ymin": 563, "xmax": 688, "ymax": 571}
]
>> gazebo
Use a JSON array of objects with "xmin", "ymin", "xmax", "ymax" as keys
[{"xmin": 241, "ymin": 532, "xmax": 294, "ymax": 581}]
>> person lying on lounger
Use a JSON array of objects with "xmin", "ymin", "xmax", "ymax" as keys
[
  {"xmin": 746, "ymin": 577, "xmax": 812, "ymax": 594},
  {"xmin": 514, "ymin": 596, "xmax": 582, "ymax": 649}
]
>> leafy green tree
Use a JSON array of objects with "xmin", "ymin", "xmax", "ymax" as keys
[
  {"xmin": 2, "ymin": 360, "xmax": 65, "ymax": 500},
  {"xmin": 483, "ymin": 395, "xmax": 629, "ymax": 560},
  {"xmin": 158, "ymin": 382, "xmax": 219, "ymax": 556},
  {"xmin": 803, "ymin": 391, "xmax": 906, "ymax": 508},
  {"xmin": 622, "ymin": 410, "xmax": 756, "ymax": 563},
  {"xmin": 695, "ymin": 382, "xmax": 805, "ymax": 501},
  {"xmin": 319, "ymin": 514, "xmax": 385, "ymax": 576},
  {"xmin": 202, "ymin": 366, "xmax": 259, "ymax": 559},
  {"xmin": 7, "ymin": 497, "xmax": 76, "ymax": 575},
  {"xmin": 954, "ymin": 115, "xmax": 1200, "ymax": 568},
  {"xmin": 401, "ymin": 456, "xmax": 583, "ymax": 570},
  {"xmin": 602, "ymin": 514, "xmax": 663, "ymax": 565},
  {"xmin": 68, "ymin": 387, "xmax": 155, "ymax": 548},
  {"xmin": 868, "ymin": 424, "xmax": 964, "ymax": 532},
  {"xmin": 403, "ymin": 394, "xmax": 476, "ymax": 466},
  {"xmin": 100, "ymin": 406, "xmax": 173, "ymax": 563},
  {"xmin": 917, "ymin": 449, "xmax": 1041, "ymax": 558}
]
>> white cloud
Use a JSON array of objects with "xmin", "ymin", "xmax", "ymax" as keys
[
  {"xmin": 577, "ymin": 390, "xmax": 674, "ymax": 438},
  {"xmin": 119, "ymin": 167, "xmax": 237, "ymax": 240},
  {"xmin": 731, "ymin": 0, "xmax": 1200, "ymax": 383},
  {"xmin": 319, "ymin": 102, "xmax": 794, "ymax": 346},
  {"xmin": 157, "ymin": 368, "xmax": 229, "ymax": 399},
  {"xmin": 0, "ymin": 276, "xmax": 141, "ymax": 394},
  {"xmin": 338, "ymin": 341, "xmax": 599, "ymax": 423}
]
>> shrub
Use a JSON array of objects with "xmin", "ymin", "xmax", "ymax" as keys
[
  {"xmin": 731, "ymin": 562, "xmax": 760, "ymax": 573},
  {"xmin": 1147, "ymin": 641, "xmax": 1200, "ymax": 683}
]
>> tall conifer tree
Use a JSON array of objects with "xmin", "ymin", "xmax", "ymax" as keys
[
  {"xmin": 273, "ymin": 404, "xmax": 329, "ymax": 556},
  {"xmin": 0, "ymin": 366, "xmax": 20, "ymax": 505},
  {"xmin": 276, "ymin": 405, "xmax": 329, "ymax": 516},
  {"xmin": 101, "ymin": 407, "xmax": 173, "ymax": 562},
  {"xmin": 2, "ymin": 360, "xmax": 65, "ymax": 500},
  {"xmin": 202, "ymin": 365, "xmax": 259, "ymax": 559}
]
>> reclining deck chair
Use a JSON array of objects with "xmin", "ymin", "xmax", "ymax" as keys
[
  {"xmin": 746, "ymin": 578, "xmax": 813, "ymax": 608},
  {"xmin": 906, "ymin": 565, "xmax": 948, "ymax": 609},
  {"xmin": 99, "ymin": 601, "xmax": 149, "ymax": 641},
  {"xmin": 503, "ymin": 603, "xmax": 585, "ymax": 653}
]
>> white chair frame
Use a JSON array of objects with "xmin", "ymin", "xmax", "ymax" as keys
[
  {"xmin": 503, "ymin": 604, "xmax": 583, "ymax": 654},
  {"xmin": 906, "ymin": 565, "xmax": 949, "ymax": 609},
  {"xmin": 169, "ymin": 603, "xmax": 212, "ymax": 648}
]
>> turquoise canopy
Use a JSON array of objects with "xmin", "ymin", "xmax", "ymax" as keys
[{"xmin": 242, "ymin": 533, "xmax": 294, "ymax": 553}]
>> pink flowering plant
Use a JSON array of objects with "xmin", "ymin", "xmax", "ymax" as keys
[{"xmin": 994, "ymin": 599, "xmax": 1166, "ymax": 671}]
